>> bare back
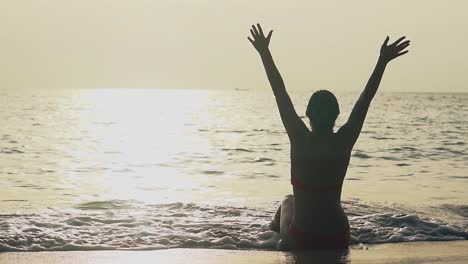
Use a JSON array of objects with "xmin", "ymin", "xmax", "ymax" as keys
[{"xmin": 290, "ymin": 130, "xmax": 353, "ymax": 234}]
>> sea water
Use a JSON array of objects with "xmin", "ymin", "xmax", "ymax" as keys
[{"xmin": 0, "ymin": 88, "xmax": 467, "ymax": 251}]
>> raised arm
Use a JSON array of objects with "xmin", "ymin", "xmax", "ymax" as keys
[
  {"xmin": 339, "ymin": 36, "xmax": 410, "ymax": 147},
  {"xmin": 248, "ymin": 24, "xmax": 307, "ymax": 141}
]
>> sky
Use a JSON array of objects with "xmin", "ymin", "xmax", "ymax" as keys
[{"xmin": 1, "ymin": 0, "xmax": 467, "ymax": 92}]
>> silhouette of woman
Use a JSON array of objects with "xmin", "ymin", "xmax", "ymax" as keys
[{"xmin": 248, "ymin": 24, "xmax": 410, "ymax": 250}]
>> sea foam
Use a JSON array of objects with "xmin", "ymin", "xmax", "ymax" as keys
[{"xmin": 0, "ymin": 200, "xmax": 466, "ymax": 252}]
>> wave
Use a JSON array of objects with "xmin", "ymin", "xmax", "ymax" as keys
[
  {"xmin": 0, "ymin": 200, "xmax": 466, "ymax": 252},
  {"xmin": 0, "ymin": 148, "xmax": 25, "ymax": 154},
  {"xmin": 200, "ymin": 170, "xmax": 224, "ymax": 175},
  {"xmin": 75, "ymin": 200, "xmax": 132, "ymax": 210},
  {"xmin": 352, "ymin": 152, "xmax": 371, "ymax": 159},
  {"xmin": 221, "ymin": 148, "xmax": 254, "ymax": 153},
  {"xmin": 250, "ymin": 157, "xmax": 275, "ymax": 163}
]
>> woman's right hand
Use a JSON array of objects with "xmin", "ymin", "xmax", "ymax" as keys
[
  {"xmin": 248, "ymin": 23, "xmax": 273, "ymax": 55},
  {"xmin": 380, "ymin": 36, "xmax": 410, "ymax": 63}
]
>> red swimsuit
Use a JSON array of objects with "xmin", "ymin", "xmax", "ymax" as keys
[{"xmin": 289, "ymin": 175, "xmax": 350, "ymax": 250}]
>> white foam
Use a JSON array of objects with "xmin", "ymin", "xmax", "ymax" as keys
[{"xmin": 0, "ymin": 200, "xmax": 466, "ymax": 252}]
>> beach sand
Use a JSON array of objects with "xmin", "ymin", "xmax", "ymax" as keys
[{"xmin": 1, "ymin": 241, "xmax": 466, "ymax": 264}]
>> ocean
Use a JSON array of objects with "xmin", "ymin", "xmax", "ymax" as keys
[{"xmin": 0, "ymin": 88, "xmax": 467, "ymax": 251}]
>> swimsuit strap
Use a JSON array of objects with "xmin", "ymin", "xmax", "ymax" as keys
[{"xmin": 291, "ymin": 176, "xmax": 342, "ymax": 192}]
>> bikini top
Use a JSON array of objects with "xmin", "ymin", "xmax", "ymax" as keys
[{"xmin": 291, "ymin": 175, "xmax": 343, "ymax": 192}]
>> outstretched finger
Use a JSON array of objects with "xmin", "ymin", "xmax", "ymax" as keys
[
  {"xmin": 257, "ymin": 23, "xmax": 265, "ymax": 37},
  {"xmin": 397, "ymin": 41, "xmax": 410, "ymax": 51},
  {"xmin": 251, "ymin": 25, "xmax": 259, "ymax": 37},
  {"xmin": 250, "ymin": 29, "xmax": 257, "ymax": 40},
  {"xmin": 247, "ymin": 37, "xmax": 255, "ymax": 45},
  {"xmin": 392, "ymin": 36, "xmax": 406, "ymax": 46},
  {"xmin": 397, "ymin": 40, "xmax": 410, "ymax": 48},
  {"xmin": 266, "ymin": 30, "xmax": 273, "ymax": 41},
  {"xmin": 395, "ymin": 50, "xmax": 409, "ymax": 58},
  {"xmin": 383, "ymin": 36, "xmax": 390, "ymax": 46}
]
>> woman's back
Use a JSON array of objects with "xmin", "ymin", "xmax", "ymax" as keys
[{"xmin": 291, "ymin": 131, "xmax": 351, "ymax": 234}]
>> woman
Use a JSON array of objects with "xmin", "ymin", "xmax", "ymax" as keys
[{"xmin": 248, "ymin": 24, "xmax": 410, "ymax": 250}]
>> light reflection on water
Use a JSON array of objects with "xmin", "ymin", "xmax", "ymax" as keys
[
  {"xmin": 0, "ymin": 89, "xmax": 467, "ymax": 211},
  {"xmin": 1, "ymin": 89, "xmax": 467, "ymax": 251},
  {"xmin": 1, "ymin": 89, "xmax": 217, "ymax": 209},
  {"xmin": 73, "ymin": 89, "xmax": 214, "ymax": 205}
]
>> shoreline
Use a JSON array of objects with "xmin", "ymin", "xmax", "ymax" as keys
[{"xmin": 1, "ymin": 241, "xmax": 467, "ymax": 264}]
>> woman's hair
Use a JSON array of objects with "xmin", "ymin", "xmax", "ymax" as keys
[{"xmin": 306, "ymin": 90, "xmax": 340, "ymax": 132}]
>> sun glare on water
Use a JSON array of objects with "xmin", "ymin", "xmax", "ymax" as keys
[{"xmin": 70, "ymin": 88, "xmax": 215, "ymax": 205}]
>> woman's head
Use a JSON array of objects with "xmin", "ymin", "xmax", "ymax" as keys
[{"xmin": 306, "ymin": 90, "xmax": 340, "ymax": 133}]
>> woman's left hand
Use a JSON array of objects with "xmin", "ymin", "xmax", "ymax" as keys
[{"xmin": 380, "ymin": 36, "xmax": 410, "ymax": 63}]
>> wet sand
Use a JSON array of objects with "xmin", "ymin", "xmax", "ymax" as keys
[{"xmin": 1, "ymin": 241, "xmax": 466, "ymax": 264}]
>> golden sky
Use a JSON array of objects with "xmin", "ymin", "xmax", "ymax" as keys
[{"xmin": 1, "ymin": 0, "xmax": 467, "ymax": 92}]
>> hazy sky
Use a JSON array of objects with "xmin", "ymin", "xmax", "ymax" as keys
[{"xmin": 1, "ymin": 0, "xmax": 467, "ymax": 92}]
